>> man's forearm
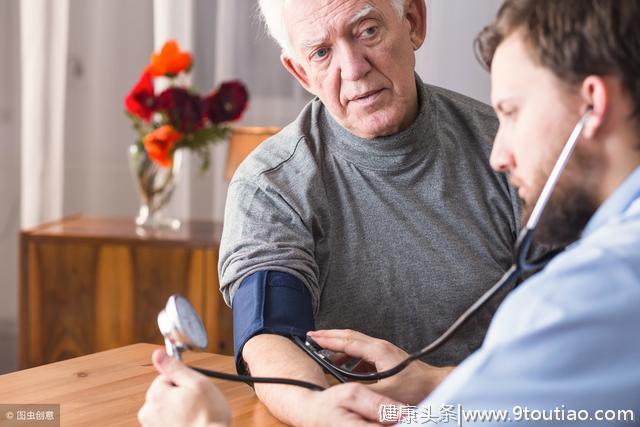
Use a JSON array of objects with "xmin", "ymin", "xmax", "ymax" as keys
[{"xmin": 242, "ymin": 334, "xmax": 329, "ymax": 425}]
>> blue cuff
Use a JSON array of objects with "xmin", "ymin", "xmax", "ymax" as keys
[{"xmin": 232, "ymin": 270, "xmax": 315, "ymax": 374}]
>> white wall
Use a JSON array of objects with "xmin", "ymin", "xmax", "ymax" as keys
[
  {"xmin": 64, "ymin": 0, "xmax": 154, "ymax": 218},
  {"xmin": 418, "ymin": 0, "xmax": 503, "ymax": 104}
]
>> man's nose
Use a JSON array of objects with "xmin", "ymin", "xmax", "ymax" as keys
[
  {"xmin": 338, "ymin": 44, "xmax": 371, "ymax": 81},
  {"xmin": 490, "ymin": 127, "xmax": 516, "ymax": 173}
]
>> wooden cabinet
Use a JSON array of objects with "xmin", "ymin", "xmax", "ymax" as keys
[{"xmin": 19, "ymin": 216, "xmax": 233, "ymax": 369}]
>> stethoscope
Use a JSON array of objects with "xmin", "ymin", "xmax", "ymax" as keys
[{"xmin": 158, "ymin": 109, "xmax": 592, "ymax": 390}]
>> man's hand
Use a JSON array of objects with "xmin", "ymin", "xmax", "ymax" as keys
[
  {"xmin": 308, "ymin": 329, "xmax": 454, "ymax": 405},
  {"xmin": 138, "ymin": 349, "xmax": 231, "ymax": 427}
]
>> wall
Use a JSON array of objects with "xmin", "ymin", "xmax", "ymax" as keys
[
  {"xmin": 418, "ymin": 0, "xmax": 503, "ymax": 104},
  {"xmin": 64, "ymin": 0, "xmax": 154, "ymax": 218}
]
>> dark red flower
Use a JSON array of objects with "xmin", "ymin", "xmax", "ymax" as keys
[
  {"xmin": 125, "ymin": 67, "xmax": 156, "ymax": 121},
  {"xmin": 156, "ymin": 87, "xmax": 203, "ymax": 132},
  {"xmin": 203, "ymin": 81, "xmax": 249, "ymax": 124}
]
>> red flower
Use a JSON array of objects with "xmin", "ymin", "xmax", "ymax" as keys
[
  {"xmin": 203, "ymin": 81, "xmax": 249, "ymax": 124},
  {"xmin": 149, "ymin": 40, "xmax": 193, "ymax": 77},
  {"xmin": 125, "ymin": 67, "xmax": 155, "ymax": 121},
  {"xmin": 156, "ymin": 87, "xmax": 203, "ymax": 133},
  {"xmin": 143, "ymin": 125, "xmax": 183, "ymax": 168}
]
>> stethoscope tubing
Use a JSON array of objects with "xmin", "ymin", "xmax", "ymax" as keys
[{"xmin": 191, "ymin": 109, "xmax": 592, "ymax": 389}]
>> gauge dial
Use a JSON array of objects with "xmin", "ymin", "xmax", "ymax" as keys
[{"xmin": 175, "ymin": 295, "xmax": 208, "ymax": 349}]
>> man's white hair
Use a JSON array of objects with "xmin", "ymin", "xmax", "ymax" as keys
[{"xmin": 258, "ymin": 0, "xmax": 405, "ymax": 57}]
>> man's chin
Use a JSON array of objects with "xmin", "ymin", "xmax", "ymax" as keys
[
  {"xmin": 347, "ymin": 114, "xmax": 400, "ymax": 139},
  {"xmin": 519, "ymin": 197, "xmax": 533, "ymax": 227},
  {"xmin": 520, "ymin": 187, "xmax": 597, "ymax": 247}
]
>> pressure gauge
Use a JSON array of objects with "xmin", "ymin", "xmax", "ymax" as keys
[{"xmin": 157, "ymin": 294, "xmax": 208, "ymax": 360}]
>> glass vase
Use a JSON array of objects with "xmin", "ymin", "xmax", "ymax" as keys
[{"xmin": 128, "ymin": 143, "xmax": 182, "ymax": 230}]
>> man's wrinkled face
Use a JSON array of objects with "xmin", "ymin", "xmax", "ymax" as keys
[
  {"xmin": 489, "ymin": 32, "xmax": 599, "ymax": 246},
  {"xmin": 282, "ymin": 0, "xmax": 421, "ymax": 139}
]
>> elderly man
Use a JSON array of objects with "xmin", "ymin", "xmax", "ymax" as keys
[
  {"xmin": 139, "ymin": 0, "xmax": 522, "ymax": 425},
  {"xmin": 139, "ymin": 0, "xmax": 640, "ymax": 425},
  {"xmin": 219, "ymin": 0, "xmax": 522, "ymax": 422}
]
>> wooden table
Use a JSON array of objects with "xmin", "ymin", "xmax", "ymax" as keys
[
  {"xmin": 0, "ymin": 344, "xmax": 285, "ymax": 426},
  {"xmin": 20, "ymin": 216, "xmax": 233, "ymax": 369}
]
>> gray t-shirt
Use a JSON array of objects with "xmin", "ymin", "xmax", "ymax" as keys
[{"xmin": 219, "ymin": 77, "xmax": 521, "ymax": 366}]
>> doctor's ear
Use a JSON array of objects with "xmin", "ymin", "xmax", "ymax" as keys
[{"xmin": 580, "ymin": 75, "xmax": 608, "ymax": 139}]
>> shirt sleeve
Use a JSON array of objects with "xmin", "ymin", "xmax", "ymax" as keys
[
  {"xmin": 218, "ymin": 177, "xmax": 320, "ymax": 310},
  {"xmin": 410, "ymin": 250, "xmax": 640, "ymax": 425}
]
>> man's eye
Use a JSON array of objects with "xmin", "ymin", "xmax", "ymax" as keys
[
  {"xmin": 500, "ymin": 108, "xmax": 518, "ymax": 119},
  {"xmin": 312, "ymin": 48, "xmax": 329, "ymax": 60},
  {"xmin": 361, "ymin": 26, "xmax": 378, "ymax": 38}
]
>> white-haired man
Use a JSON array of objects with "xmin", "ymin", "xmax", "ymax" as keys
[{"xmin": 139, "ymin": 0, "xmax": 525, "ymax": 425}]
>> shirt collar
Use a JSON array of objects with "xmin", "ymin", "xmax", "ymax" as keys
[
  {"xmin": 582, "ymin": 166, "xmax": 640, "ymax": 237},
  {"xmin": 320, "ymin": 73, "xmax": 437, "ymax": 171}
]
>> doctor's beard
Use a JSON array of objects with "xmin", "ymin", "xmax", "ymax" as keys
[{"xmin": 520, "ymin": 149, "xmax": 600, "ymax": 247}]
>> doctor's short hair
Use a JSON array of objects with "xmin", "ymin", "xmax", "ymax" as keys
[
  {"xmin": 475, "ymin": 0, "xmax": 640, "ymax": 119},
  {"xmin": 258, "ymin": 0, "xmax": 405, "ymax": 57}
]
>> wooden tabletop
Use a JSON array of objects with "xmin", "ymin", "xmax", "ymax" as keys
[{"xmin": 0, "ymin": 344, "xmax": 284, "ymax": 426}]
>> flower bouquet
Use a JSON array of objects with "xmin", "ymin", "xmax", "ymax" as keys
[{"xmin": 124, "ymin": 40, "xmax": 248, "ymax": 228}]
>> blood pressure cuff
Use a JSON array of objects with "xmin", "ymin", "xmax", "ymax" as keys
[{"xmin": 232, "ymin": 270, "xmax": 315, "ymax": 374}]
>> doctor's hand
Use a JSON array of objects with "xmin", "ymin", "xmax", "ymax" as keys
[
  {"xmin": 308, "ymin": 329, "xmax": 454, "ymax": 405},
  {"xmin": 138, "ymin": 349, "xmax": 231, "ymax": 427},
  {"xmin": 302, "ymin": 382, "xmax": 403, "ymax": 427}
]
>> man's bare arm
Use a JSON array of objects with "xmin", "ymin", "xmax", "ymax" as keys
[{"xmin": 242, "ymin": 334, "xmax": 330, "ymax": 425}]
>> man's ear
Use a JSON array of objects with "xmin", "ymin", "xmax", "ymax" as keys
[
  {"xmin": 580, "ymin": 75, "xmax": 608, "ymax": 139},
  {"xmin": 405, "ymin": 0, "xmax": 427, "ymax": 50},
  {"xmin": 281, "ymin": 53, "xmax": 313, "ymax": 93}
]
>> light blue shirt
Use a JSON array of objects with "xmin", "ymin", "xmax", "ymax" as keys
[{"xmin": 410, "ymin": 167, "xmax": 640, "ymax": 426}]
